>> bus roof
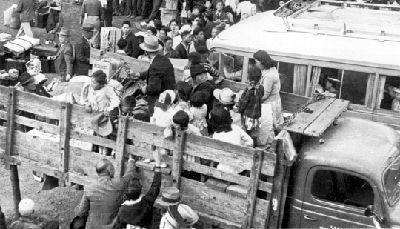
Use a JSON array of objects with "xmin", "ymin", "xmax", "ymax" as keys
[{"xmin": 212, "ymin": 10, "xmax": 400, "ymax": 72}]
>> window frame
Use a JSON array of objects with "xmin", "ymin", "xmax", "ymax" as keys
[{"xmin": 306, "ymin": 166, "xmax": 382, "ymax": 215}]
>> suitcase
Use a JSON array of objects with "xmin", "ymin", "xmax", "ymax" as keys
[{"xmin": 5, "ymin": 58, "xmax": 27, "ymax": 73}]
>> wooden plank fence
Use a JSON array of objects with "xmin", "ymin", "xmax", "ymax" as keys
[{"xmin": 0, "ymin": 85, "xmax": 278, "ymax": 228}]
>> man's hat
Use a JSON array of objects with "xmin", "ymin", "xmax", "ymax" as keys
[
  {"xmin": 49, "ymin": 2, "xmax": 61, "ymax": 11},
  {"xmin": 91, "ymin": 113, "xmax": 113, "ymax": 137},
  {"xmin": 159, "ymin": 187, "xmax": 181, "ymax": 207},
  {"xmin": 58, "ymin": 28, "xmax": 70, "ymax": 37},
  {"xmin": 177, "ymin": 204, "xmax": 199, "ymax": 226},
  {"xmin": 213, "ymin": 88, "xmax": 236, "ymax": 105},
  {"xmin": 139, "ymin": 35, "xmax": 162, "ymax": 53},
  {"xmin": 19, "ymin": 199, "xmax": 35, "ymax": 217},
  {"xmin": 18, "ymin": 72, "xmax": 34, "ymax": 86}
]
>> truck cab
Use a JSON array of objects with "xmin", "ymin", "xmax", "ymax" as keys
[{"xmin": 284, "ymin": 117, "xmax": 400, "ymax": 228}]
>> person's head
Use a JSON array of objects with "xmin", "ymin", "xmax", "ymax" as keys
[
  {"xmin": 193, "ymin": 28, "xmax": 205, "ymax": 41},
  {"xmin": 19, "ymin": 198, "xmax": 35, "ymax": 217},
  {"xmin": 169, "ymin": 19, "xmax": 178, "ymax": 29},
  {"xmin": 125, "ymin": 178, "xmax": 142, "ymax": 201},
  {"xmin": 253, "ymin": 50, "xmax": 276, "ymax": 70},
  {"xmin": 82, "ymin": 23, "xmax": 94, "ymax": 39},
  {"xmin": 190, "ymin": 91, "xmax": 208, "ymax": 107},
  {"xmin": 211, "ymin": 26, "xmax": 221, "ymax": 38},
  {"xmin": 139, "ymin": 35, "xmax": 163, "ymax": 56},
  {"xmin": 153, "ymin": 19, "xmax": 162, "ymax": 30},
  {"xmin": 209, "ymin": 107, "xmax": 232, "ymax": 133},
  {"xmin": 172, "ymin": 110, "xmax": 190, "ymax": 130},
  {"xmin": 181, "ymin": 30, "xmax": 192, "ymax": 44},
  {"xmin": 91, "ymin": 70, "xmax": 107, "ymax": 90},
  {"xmin": 147, "ymin": 27, "xmax": 157, "ymax": 36},
  {"xmin": 164, "ymin": 37, "xmax": 173, "ymax": 51},
  {"xmin": 117, "ymin": 39, "xmax": 128, "ymax": 51},
  {"xmin": 187, "ymin": 52, "xmax": 202, "ymax": 66},
  {"xmin": 159, "ymin": 27, "xmax": 168, "ymax": 40},
  {"xmin": 18, "ymin": 72, "xmax": 35, "ymax": 90},
  {"xmin": 216, "ymin": 0, "xmax": 224, "ymax": 11},
  {"xmin": 120, "ymin": 95, "xmax": 136, "ymax": 114},
  {"xmin": 279, "ymin": 0, "xmax": 285, "ymax": 7},
  {"xmin": 176, "ymin": 81, "xmax": 193, "ymax": 102},
  {"xmin": 58, "ymin": 28, "xmax": 70, "ymax": 44},
  {"xmin": 157, "ymin": 90, "xmax": 177, "ymax": 110},
  {"xmin": 192, "ymin": 6, "xmax": 200, "ymax": 15},
  {"xmin": 122, "ymin": 21, "xmax": 131, "ymax": 34},
  {"xmin": 205, "ymin": 0, "xmax": 212, "ymax": 9},
  {"xmin": 95, "ymin": 159, "xmax": 115, "ymax": 178}
]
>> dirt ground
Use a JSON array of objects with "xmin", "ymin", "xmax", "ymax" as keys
[{"xmin": 0, "ymin": 0, "xmax": 139, "ymax": 228}]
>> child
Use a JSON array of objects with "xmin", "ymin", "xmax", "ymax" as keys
[
  {"xmin": 116, "ymin": 39, "xmax": 128, "ymax": 55},
  {"xmin": 190, "ymin": 91, "xmax": 209, "ymax": 136},
  {"xmin": 174, "ymin": 81, "xmax": 193, "ymax": 115},
  {"xmin": 149, "ymin": 90, "xmax": 177, "ymax": 167}
]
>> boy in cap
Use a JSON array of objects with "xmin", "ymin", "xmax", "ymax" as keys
[
  {"xmin": 159, "ymin": 187, "xmax": 199, "ymax": 229},
  {"xmin": 50, "ymin": 28, "xmax": 73, "ymax": 82}
]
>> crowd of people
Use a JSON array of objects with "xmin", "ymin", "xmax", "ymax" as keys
[{"xmin": 1, "ymin": 0, "xmax": 288, "ymax": 227}]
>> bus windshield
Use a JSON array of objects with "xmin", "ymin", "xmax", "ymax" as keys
[{"xmin": 383, "ymin": 152, "xmax": 400, "ymax": 206}]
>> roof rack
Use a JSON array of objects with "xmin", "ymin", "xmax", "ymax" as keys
[{"xmin": 277, "ymin": 0, "xmax": 400, "ymax": 42}]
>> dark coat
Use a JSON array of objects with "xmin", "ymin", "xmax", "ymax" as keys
[
  {"xmin": 173, "ymin": 43, "xmax": 189, "ymax": 59},
  {"xmin": 116, "ymin": 171, "xmax": 161, "ymax": 228},
  {"xmin": 140, "ymin": 54, "xmax": 176, "ymax": 97},
  {"xmin": 74, "ymin": 36, "xmax": 91, "ymax": 76},
  {"xmin": 75, "ymin": 160, "xmax": 137, "ymax": 229},
  {"xmin": 102, "ymin": 0, "xmax": 113, "ymax": 26},
  {"xmin": 120, "ymin": 32, "xmax": 143, "ymax": 58},
  {"xmin": 192, "ymin": 80, "xmax": 217, "ymax": 115},
  {"xmin": 16, "ymin": 0, "xmax": 34, "ymax": 22},
  {"xmin": 46, "ymin": 10, "xmax": 64, "ymax": 33}
]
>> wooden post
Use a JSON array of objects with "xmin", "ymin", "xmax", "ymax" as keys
[
  {"xmin": 338, "ymin": 69, "xmax": 345, "ymax": 99},
  {"xmin": 305, "ymin": 65, "xmax": 312, "ymax": 97},
  {"xmin": 242, "ymin": 150, "xmax": 264, "ymax": 229},
  {"xmin": 59, "ymin": 102, "xmax": 71, "ymax": 186},
  {"xmin": 115, "ymin": 116, "xmax": 128, "ymax": 178},
  {"xmin": 172, "ymin": 130, "xmax": 186, "ymax": 188},
  {"xmin": 5, "ymin": 87, "xmax": 21, "ymax": 217}
]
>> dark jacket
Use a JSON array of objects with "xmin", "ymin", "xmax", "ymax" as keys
[
  {"xmin": 102, "ymin": 0, "xmax": 113, "ymax": 26},
  {"xmin": 55, "ymin": 43, "xmax": 73, "ymax": 77},
  {"xmin": 16, "ymin": 0, "xmax": 34, "ymax": 22},
  {"xmin": 46, "ymin": 10, "xmax": 64, "ymax": 33},
  {"xmin": 120, "ymin": 31, "xmax": 142, "ymax": 58},
  {"xmin": 116, "ymin": 171, "xmax": 161, "ymax": 228},
  {"xmin": 140, "ymin": 54, "xmax": 176, "ymax": 96},
  {"xmin": 74, "ymin": 36, "xmax": 91, "ymax": 76},
  {"xmin": 192, "ymin": 80, "xmax": 217, "ymax": 115},
  {"xmin": 75, "ymin": 160, "xmax": 137, "ymax": 229},
  {"xmin": 173, "ymin": 43, "xmax": 189, "ymax": 59},
  {"xmin": 213, "ymin": 11, "xmax": 229, "ymax": 22},
  {"xmin": 238, "ymin": 85, "xmax": 264, "ymax": 119}
]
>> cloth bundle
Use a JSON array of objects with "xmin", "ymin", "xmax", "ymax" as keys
[{"xmin": 4, "ymin": 36, "xmax": 40, "ymax": 55}]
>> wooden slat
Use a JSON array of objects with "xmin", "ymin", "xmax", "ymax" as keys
[
  {"xmin": 115, "ymin": 116, "xmax": 128, "ymax": 178},
  {"xmin": 172, "ymin": 130, "xmax": 186, "ymax": 187},
  {"xmin": 186, "ymin": 134, "xmax": 276, "ymax": 176},
  {"xmin": 0, "ymin": 86, "xmax": 9, "ymax": 105},
  {"xmin": 285, "ymin": 98, "xmax": 335, "ymax": 135},
  {"xmin": 304, "ymin": 99, "xmax": 350, "ymax": 136},
  {"xmin": 70, "ymin": 104, "xmax": 95, "ymax": 130},
  {"xmin": 15, "ymin": 90, "xmax": 60, "ymax": 119},
  {"xmin": 183, "ymin": 160, "xmax": 272, "ymax": 193},
  {"xmin": 70, "ymin": 130, "xmax": 116, "ymax": 149},
  {"xmin": 59, "ymin": 102, "xmax": 71, "ymax": 186},
  {"xmin": 243, "ymin": 150, "xmax": 264, "ymax": 228},
  {"xmin": 126, "ymin": 120, "xmax": 175, "ymax": 150}
]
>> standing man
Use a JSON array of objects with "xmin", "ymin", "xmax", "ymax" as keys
[
  {"xmin": 103, "ymin": 0, "xmax": 114, "ymax": 27},
  {"xmin": 15, "ymin": 0, "xmax": 35, "ymax": 37},
  {"xmin": 138, "ymin": 35, "xmax": 176, "ymax": 114},
  {"xmin": 173, "ymin": 30, "xmax": 191, "ymax": 59},
  {"xmin": 75, "ymin": 156, "xmax": 137, "ymax": 229},
  {"xmin": 54, "ymin": 28, "xmax": 73, "ymax": 82},
  {"xmin": 147, "ymin": 0, "xmax": 161, "ymax": 22},
  {"xmin": 81, "ymin": 0, "xmax": 102, "ymax": 32},
  {"xmin": 119, "ymin": 21, "xmax": 143, "ymax": 58},
  {"xmin": 75, "ymin": 23, "xmax": 93, "ymax": 76}
]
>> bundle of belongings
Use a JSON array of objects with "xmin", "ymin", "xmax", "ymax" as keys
[{"xmin": 4, "ymin": 36, "xmax": 40, "ymax": 55}]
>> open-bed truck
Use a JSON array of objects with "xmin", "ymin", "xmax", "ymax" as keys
[{"xmin": 0, "ymin": 76, "xmax": 399, "ymax": 228}]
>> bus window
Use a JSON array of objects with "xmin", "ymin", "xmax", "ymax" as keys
[
  {"xmin": 222, "ymin": 54, "xmax": 244, "ymax": 82},
  {"xmin": 278, "ymin": 62, "xmax": 294, "ymax": 93},
  {"xmin": 316, "ymin": 68, "xmax": 341, "ymax": 98},
  {"xmin": 380, "ymin": 75, "xmax": 400, "ymax": 113},
  {"xmin": 341, "ymin": 71, "xmax": 368, "ymax": 105}
]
